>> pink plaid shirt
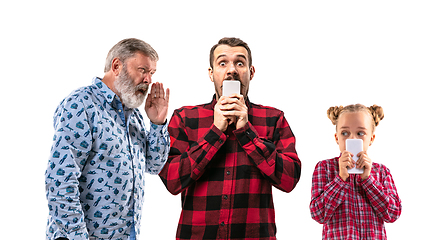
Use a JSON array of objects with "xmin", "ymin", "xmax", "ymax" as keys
[{"xmin": 310, "ymin": 157, "xmax": 402, "ymax": 240}]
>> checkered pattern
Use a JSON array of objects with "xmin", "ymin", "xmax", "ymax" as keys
[
  {"xmin": 159, "ymin": 96, "xmax": 301, "ymax": 239},
  {"xmin": 310, "ymin": 157, "xmax": 402, "ymax": 240}
]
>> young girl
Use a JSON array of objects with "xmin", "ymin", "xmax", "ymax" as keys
[{"xmin": 310, "ymin": 104, "xmax": 402, "ymax": 240}]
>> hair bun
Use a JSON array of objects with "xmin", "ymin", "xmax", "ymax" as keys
[
  {"xmin": 327, "ymin": 106, "xmax": 343, "ymax": 125},
  {"xmin": 369, "ymin": 104, "xmax": 384, "ymax": 126}
]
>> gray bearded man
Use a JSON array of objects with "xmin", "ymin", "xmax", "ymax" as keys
[{"xmin": 45, "ymin": 38, "xmax": 170, "ymax": 240}]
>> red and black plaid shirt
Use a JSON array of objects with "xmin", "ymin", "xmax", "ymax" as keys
[
  {"xmin": 310, "ymin": 157, "xmax": 402, "ymax": 239},
  {"xmin": 159, "ymin": 96, "xmax": 301, "ymax": 240}
]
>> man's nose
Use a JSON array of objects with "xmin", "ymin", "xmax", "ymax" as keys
[
  {"xmin": 227, "ymin": 62, "xmax": 238, "ymax": 74},
  {"xmin": 143, "ymin": 74, "xmax": 152, "ymax": 84}
]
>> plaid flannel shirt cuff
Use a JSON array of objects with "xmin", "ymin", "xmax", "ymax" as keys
[{"xmin": 234, "ymin": 122, "xmax": 256, "ymax": 146}]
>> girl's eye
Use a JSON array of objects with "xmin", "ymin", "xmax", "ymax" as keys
[
  {"xmin": 357, "ymin": 132, "xmax": 365, "ymax": 136},
  {"xmin": 341, "ymin": 132, "xmax": 349, "ymax": 136}
]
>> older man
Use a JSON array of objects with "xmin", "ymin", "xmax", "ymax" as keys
[
  {"xmin": 159, "ymin": 37, "xmax": 301, "ymax": 239},
  {"xmin": 45, "ymin": 38, "xmax": 170, "ymax": 240}
]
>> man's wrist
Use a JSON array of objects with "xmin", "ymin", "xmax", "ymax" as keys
[{"xmin": 151, "ymin": 119, "xmax": 167, "ymax": 126}]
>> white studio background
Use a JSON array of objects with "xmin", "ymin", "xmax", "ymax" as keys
[{"xmin": 1, "ymin": 1, "xmax": 431, "ymax": 239}]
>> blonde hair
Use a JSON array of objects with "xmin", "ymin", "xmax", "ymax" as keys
[{"xmin": 327, "ymin": 104, "xmax": 384, "ymax": 132}]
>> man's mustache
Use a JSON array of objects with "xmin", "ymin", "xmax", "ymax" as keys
[
  {"xmin": 225, "ymin": 76, "xmax": 240, "ymax": 81},
  {"xmin": 136, "ymin": 84, "xmax": 148, "ymax": 92}
]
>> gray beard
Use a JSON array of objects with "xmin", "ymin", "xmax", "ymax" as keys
[{"xmin": 114, "ymin": 68, "xmax": 148, "ymax": 109}]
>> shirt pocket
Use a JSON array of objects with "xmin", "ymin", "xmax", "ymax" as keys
[{"xmin": 238, "ymin": 164, "xmax": 263, "ymax": 179}]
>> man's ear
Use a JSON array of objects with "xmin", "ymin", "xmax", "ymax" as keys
[
  {"xmin": 112, "ymin": 58, "xmax": 123, "ymax": 76},
  {"xmin": 249, "ymin": 66, "xmax": 255, "ymax": 80},
  {"xmin": 208, "ymin": 67, "xmax": 214, "ymax": 82}
]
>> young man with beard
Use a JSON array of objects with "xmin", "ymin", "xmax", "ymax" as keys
[
  {"xmin": 159, "ymin": 37, "xmax": 301, "ymax": 239},
  {"xmin": 45, "ymin": 38, "xmax": 170, "ymax": 240}
]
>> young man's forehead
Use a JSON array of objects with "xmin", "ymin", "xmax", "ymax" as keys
[{"xmin": 214, "ymin": 45, "xmax": 248, "ymax": 58}]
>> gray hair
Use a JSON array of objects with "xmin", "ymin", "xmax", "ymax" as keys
[{"xmin": 104, "ymin": 38, "xmax": 159, "ymax": 73}]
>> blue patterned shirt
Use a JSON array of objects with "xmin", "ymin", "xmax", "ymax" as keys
[{"xmin": 45, "ymin": 77, "xmax": 170, "ymax": 240}]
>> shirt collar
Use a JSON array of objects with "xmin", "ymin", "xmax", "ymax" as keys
[{"xmin": 92, "ymin": 77, "xmax": 122, "ymax": 107}]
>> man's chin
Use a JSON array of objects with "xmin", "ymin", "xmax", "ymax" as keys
[{"xmin": 123, "ymin": 96, "xmax": 145, "ymax": 109}]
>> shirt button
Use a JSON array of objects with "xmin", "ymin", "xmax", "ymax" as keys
[
  {"xmin": 118, "ymin": 109, "xmax": 122, "ymax": 113},
  {"xmin": 220, "ymin": 222, "xmax": 225, "ymax": 226},
  {"xmin": 223, "ymin": 195, "xmax": 228, "ymax": 200},
  {"xmin": 226, "ymin": 171, "xmax": 231, "ymax": 175}
]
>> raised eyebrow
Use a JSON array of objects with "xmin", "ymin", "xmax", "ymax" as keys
[
  {"xmin": 215, "ymin": 54, "xmax": 227, "ymax": 62},
  {"xmin": 236, "ymin": 54, "xmax": 247, "ymax": 61},
  {"xmin": 215, "ymin": 54, "xmax": 247, "ymax": 62}
]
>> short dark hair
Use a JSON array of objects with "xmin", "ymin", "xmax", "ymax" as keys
[{"xmin": 209, "ymin": 37, "xmax": 252, "ymax": 69}]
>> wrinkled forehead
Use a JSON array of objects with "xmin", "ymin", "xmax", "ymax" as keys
[
  {"xmin": 126, "ymin": 52, "xmax": 157, "ymax": 69},
  {"xmin": 213, "ymin": 45, "xmax": 249, "ymax": 62}
]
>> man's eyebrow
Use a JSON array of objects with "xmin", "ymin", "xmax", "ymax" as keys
[
  {"xmin": 236, "ymin": 54, "xmax": 247, "ymax": 61},
  {"xmin": 215, "ymin": 54, "xmax": 247, "ymax": 61},
  {"xmin": 138, "ymin": 68, "xmax": 156, "ymax": 75},
  {"xmin": 138, "ymin": 67, "xmax": 156, "ymax": 72},
  {"xmin": 215, "ymin": 54, "xmax": 227, "ymax": 61}
]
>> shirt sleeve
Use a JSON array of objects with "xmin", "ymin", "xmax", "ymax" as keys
[
  {"xmin": 159, "ymin": 110, "xmax": 226, "ymax": 195},
  {"xmin": 144, "ymin": 122, "xmax": 170, "ymax": 175},
  {"xmin": 309, "ymin": 160, "xmax": 350, "ymax": 224},
  {"xmin": 45, "ymin": 99, "xmax": 90, "ymax": 240},
  {"xmin": 360, "ymin": 166, "xmax": 402, "ymax": 223},
  {"xmin": 233, "ymin": 112, "xmax": 301, "ymax": 193}
]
